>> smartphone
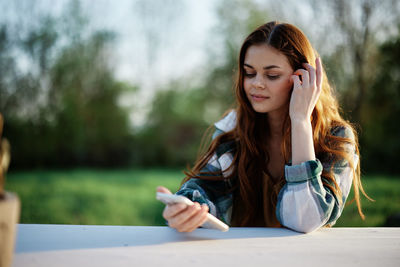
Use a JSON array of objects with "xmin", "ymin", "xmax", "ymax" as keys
[{"xmin": 156, "ymin": 192, "xmax": 229, "ymax": 232}]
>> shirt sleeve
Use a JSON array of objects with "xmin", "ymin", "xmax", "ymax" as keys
[
  {"xmin": 175, "ymin": 153, "xmax": 222, "ymax": 217},
  {"xmin": 175, "ymin": 151, "xmax": 235, "ymax": 222},
  {"xmin": 175, "ymin": 126, "xmax": 235, "ymax": 222},
  {"xmin": 275, "ymin": 127, "xmax": 358, "ymax": 233}
]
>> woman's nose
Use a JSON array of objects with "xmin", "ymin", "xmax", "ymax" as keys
[{"xmin": 253, "ymin": 75, "xmax": 265, "ymax": 89}]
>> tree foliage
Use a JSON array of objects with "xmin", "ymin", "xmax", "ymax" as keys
[
  {"xmin": 1, "ymin": 0, "xmax": 399, "ymax": 174},
  {"xmin": 360, "ymin": 28, "xmax": 400, "ymax": 173},
  {"xmin": 1, "ymin": 1, "xmax": 135, "ymax": 168}
]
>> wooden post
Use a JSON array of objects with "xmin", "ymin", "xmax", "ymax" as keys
[
  {"xmin": 0, "ymin": 113, "xmax": 20, "ymax": 267},
  {"xmin": 0, "ymin": 192, "xmax": 20, "ymax": 267}
]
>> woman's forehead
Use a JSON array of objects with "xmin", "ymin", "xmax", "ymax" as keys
[{"xmin": 244, "ymin": 44, "xmax": 292, "ymax": 69}]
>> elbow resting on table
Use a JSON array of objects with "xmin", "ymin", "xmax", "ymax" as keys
[
  {"xmin": 284, "ymin": 222, "xmax": 322, "ymax": 234},
  {"xmin": 277, "ymin": 208, "xmax": 327, "ymax": 234}
]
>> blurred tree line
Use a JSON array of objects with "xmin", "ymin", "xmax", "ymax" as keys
[
  {"xmin": 1, "ymin": 0, "xmax": 399, "ymax": 174},
  {"xmin": 1, "ymin": 1, "xmax": 135, "ymax": 168}
]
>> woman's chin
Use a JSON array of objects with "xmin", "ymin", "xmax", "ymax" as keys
[{"xmin": 251, "ymin": 105, "xmax": 269, "ymax": 113}]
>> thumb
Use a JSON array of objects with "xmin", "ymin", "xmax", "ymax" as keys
[{"xmin": 157, "ymin": 186, "xmax": 172, "ymax": 194}]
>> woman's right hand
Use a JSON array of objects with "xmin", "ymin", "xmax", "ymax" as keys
[{"xmin": 157, "ymin": 186, "xmax": 209, "ymax": 232}]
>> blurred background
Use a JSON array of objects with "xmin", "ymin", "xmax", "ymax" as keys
[{"xmin": 1, "ymin": 0, "xmax": 400, "ymax": 227}]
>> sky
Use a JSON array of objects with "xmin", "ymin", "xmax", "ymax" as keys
[
  {"xmin": 85, "ymin": 0, "xmax": 217, "ymax": 87},
  {"xmin": 82, "ymin": 0, "xmax": 219, "ymax": 126},
  {"xmin": 2, "ymin": 0, "xmax": 217, "ymax": 87},
  {"xmin": 2, "ymin": 0, "xmax": 219, "ymax": 126}
]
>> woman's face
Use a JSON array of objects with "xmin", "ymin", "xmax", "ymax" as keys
[{"xmin": 243, "ymin": 44, "xmax": 294, "ymax": 116}]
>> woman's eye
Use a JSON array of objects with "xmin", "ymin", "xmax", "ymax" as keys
[
  {"xmin": 244, "ymin": 73, "xmax": 256, "ymax": 77},
  {"xmin": 267, "ymin": 75, "xmax": 280, "ymax": 80}
]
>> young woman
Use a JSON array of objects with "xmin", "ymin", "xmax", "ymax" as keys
[{"xmin": 157, "ymin": 21, "xmax": 369, "ymax": 233}]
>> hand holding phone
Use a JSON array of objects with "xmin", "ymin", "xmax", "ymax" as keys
[{"xmin": 156, "ymin": 192, "xmax": 229, "ymax": 232}]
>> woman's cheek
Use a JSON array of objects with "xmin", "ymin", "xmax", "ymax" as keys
[
  {"xmin": 282, "ymin": 77, "xmax": 293, "ymax": 92},
  {"xmin": 287, "ymin": 76, "xmax": 292, "ymax": 85},
  {"xmin": 243, "ymin": 79, "xmax": 251, "ymax": 93}
]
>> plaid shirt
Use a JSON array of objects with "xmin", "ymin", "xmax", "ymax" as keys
[{"xmin": 176, "ymin": 111, "xmax": 358, "ymax": 233}]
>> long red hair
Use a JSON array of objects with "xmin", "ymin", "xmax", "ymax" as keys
[{"xmin": 184, "ymin": 21, "xmax": 369, "ymax": 227}]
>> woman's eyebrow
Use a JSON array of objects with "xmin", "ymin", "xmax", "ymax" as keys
[{"xmin": 243, "ymin": 63, "xmax": 280, "ymax": 69}]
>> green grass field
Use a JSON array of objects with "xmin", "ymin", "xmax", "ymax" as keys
[{"xmin": 5, "ymin": 169, "xmax": 400, "ymax": 227}]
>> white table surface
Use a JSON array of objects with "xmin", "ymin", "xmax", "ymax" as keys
[{"xmin": 13, "ymin": 224, "xmax": 400, "ymax": 267}]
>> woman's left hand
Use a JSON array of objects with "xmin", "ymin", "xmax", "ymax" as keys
[{"xmin": 289, "ymin": 57, "xmax": 323, "ymax": 123}]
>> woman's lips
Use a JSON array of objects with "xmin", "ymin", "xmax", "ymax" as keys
[{"xmin": 251, "ymin": 94, "xmax": 270, "ymax": 102}]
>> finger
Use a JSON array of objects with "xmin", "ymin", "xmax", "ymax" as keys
[
  {"xmin": 163, "ymin": 203, "xmax": 187, "ymax": 220},
  {"xmin": 302, "ymin": 63, "xmax": 316, "ymax": 86},
  {"xmin": 291, "ymin": 75, "xmax": 301, "ymax": 90},
  {"xmin": 179, "ymin": 205, "xmax": 209, "ymax": 232},
  {"xmin": 171, "ymin": 203, "xmax": 200, "ymax": 230},
  {"xmin": 157, "ymin": 186, "xmax": 172, "ymax": 194},
  {"xmin": 293, "ymin": 69, "xmax": 309, "ymax": 88},
  {"xmin": 188, "ymin": 205, "xmax": 209, "ymax": 232},
  {"xmin": 168, "ymin": 202, "xmax": 201, "ymax": 229},
  {"xmin": 183, "ymin": 213, "xmax": 209, "ymax": 233},
  {"xmin": 188, "ymin": 212, "xmax": 209, "ymax": 232},
  {"xmin": 315, "ymin": 57, "xmax": 323, "ymax": 90}
]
